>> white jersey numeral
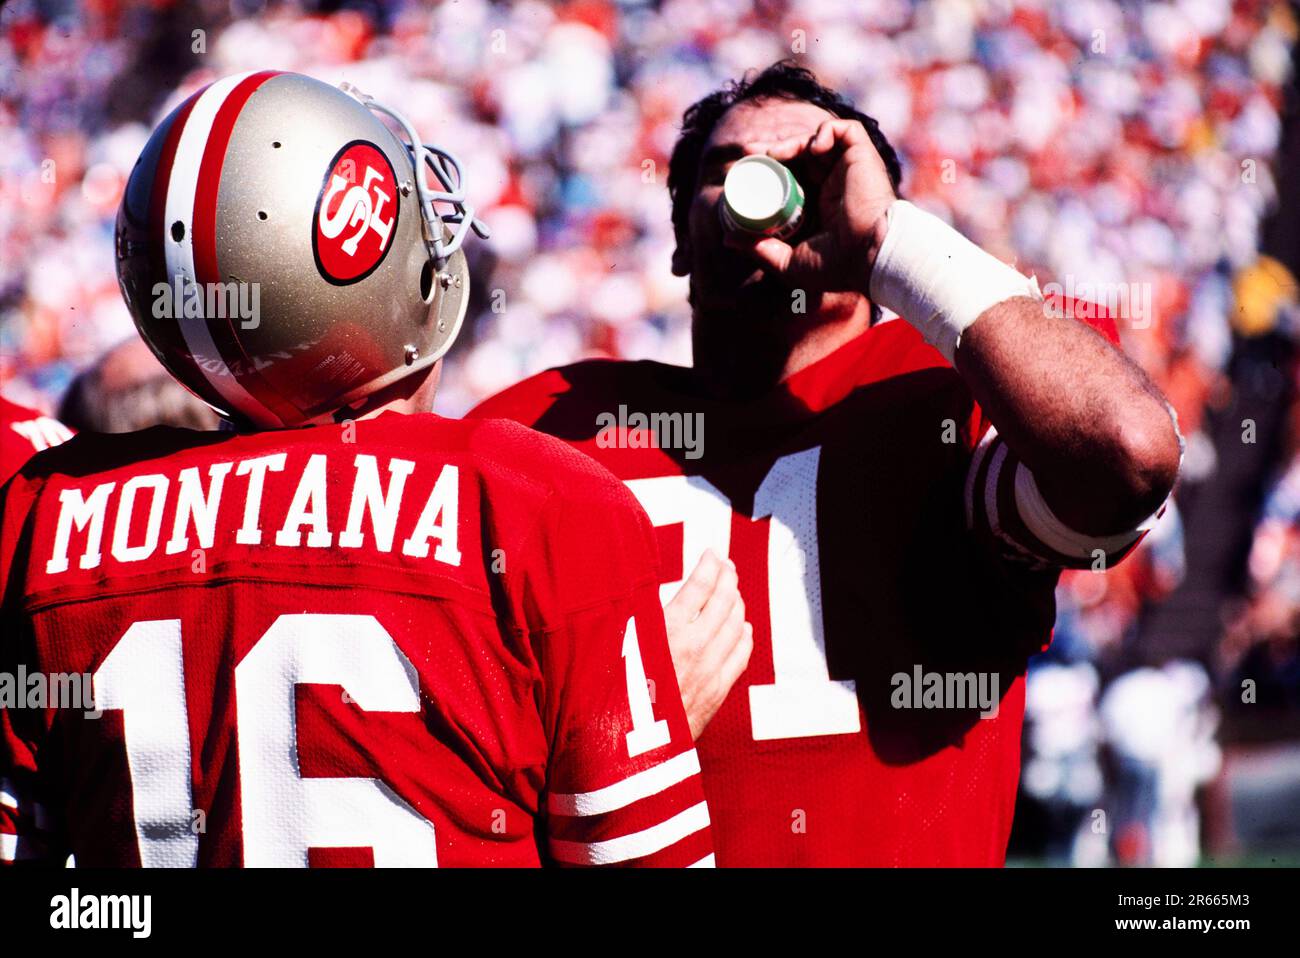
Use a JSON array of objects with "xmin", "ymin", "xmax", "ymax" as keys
[
  {"xmin": 625, "ymin": 474, "xmax": 733, "ymax": 607},
  {"xmin": 749, "ymin": 448, "xmax": 860, "ymax": 739},
  {"xmin": 94, "ymin": 619, "xmax": 198, "ymax": 867},
  {"xmin": 236, "ymin": 615, "xmax": 435, "ymax": 866},
  {"xmin": 94, "ymin": 614, "xmax": 436, "ymax": 867},
  {"xmin": 621, "ymin": 617, "xmax": 671, "ymax": 757},
  {"xmin": 626, "ymin": 446, "xmax": 860, "ymax": 743}
]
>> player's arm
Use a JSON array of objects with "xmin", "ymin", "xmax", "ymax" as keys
[
  {"xmin": 0, "ymin": 476, "xmax": 65, "ymax": 866},
  {"xmin": 0, "ymin": 398, "xmax": 74, "ymax": 487},
  {"xmin": 746, "ymin": 121, "xmax": 1181, "ymax": 561},
  {"xmin": 471, "ymin": 390, "xmax": 752, "ymax": 739},
  {"xmin": 522, "ymin": 481, "xmax": 714, "ymax": 867},
  {"xmin": 0, "ymin": 686, "xmax": 62, "ymax": 867},
  {"xmin": 955, "ymin": 305, "xmax": 1176, "ymax": 568}
]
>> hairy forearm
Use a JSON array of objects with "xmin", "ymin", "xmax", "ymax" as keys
[
  {"xmin": 862, "ymin": 199, "xmax": 1181, "ymax": 534},
  {"xmin": 954, "ymin": 296, "xmax": 1181, "ymax": 535}
]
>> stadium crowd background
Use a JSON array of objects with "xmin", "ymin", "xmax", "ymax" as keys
[{"xmin": 1, "ymin": 0, "xmax": 1298, "ymax": 865}]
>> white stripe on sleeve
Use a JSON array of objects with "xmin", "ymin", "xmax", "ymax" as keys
[
  {"xmin": 1013, "ymin": 463, "xmax": 1152, "ymax": 560},
  {"xmin": 547, "ymin": 749, "xmax": 701, "ymax": 817},
  {"xmin": 549, "ymin": 801, "xmax": 711, "ymax": 866}
]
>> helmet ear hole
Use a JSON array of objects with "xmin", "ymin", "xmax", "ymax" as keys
[{"xmin": 419, "ymin": 257, "xmax": 436, "ymax": 305}]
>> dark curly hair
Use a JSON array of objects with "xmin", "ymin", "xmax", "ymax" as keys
[{"xmin": 667, "ymin": 60, "xmax": 904, "ymax": 257}]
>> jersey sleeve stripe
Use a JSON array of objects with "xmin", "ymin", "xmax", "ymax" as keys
[
  {"xmin": 0, "ymin": 832, "xmax": 45, "ymax": 863},
  {"xmin": 0, "ymin": 774, "xmax": 55, "ymax": 866},
  {"xmin": 990, "ymin": 445, "xmax": 1077, "ymax": 567},
  {"xmin": 981, "ymin": 440, "xmax": 1010, "ymax": 539},
  {"xmin": 1011, "ymin": 462, "xmax": 1150, "ymax": 561},
  {"xmin": 971, "ymin": 433, "xmax": 1066, "ymax": 567},
  {"xmin": 964, "ymin": 426, "xmax": 998, "ymax": 529},
  {"xmin": 688, "ymin": 853, "xmax": 716, "ymax": 868},
  {"xmin": 548, "ymin": 800, "xmax": 711, "ymax": 865},
  {"xmin": 968, "ymin": 425, "xmax": 1159, "ymax": 569},
  {"xmin": 547, "ymin": 749, "xmax": 701, "ymax": 817}
]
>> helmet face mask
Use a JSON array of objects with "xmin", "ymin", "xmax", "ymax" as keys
[{"xmin": 115, "ymin": 71, "xmax": 488, "ymax": 428}]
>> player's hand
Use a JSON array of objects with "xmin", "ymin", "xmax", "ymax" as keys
[
  {"xmin": 726, "ymin": 119, "xmax": 895, "ymax": 297},
  {"xmin": 663, "ymin": 549, "xmax": 753, "ymax": 739}
]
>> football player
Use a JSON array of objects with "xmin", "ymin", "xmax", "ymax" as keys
[
  {"xmin": 0, "ymin": 396, "xmax": 73, "ymax": 487},
  {"xmin": 0, "ymin": 72, "xmax": 712, "ymax": 867},
  {"xmin": 471, "ymin": 62, "xmax": 1183, "ymax": 865}
]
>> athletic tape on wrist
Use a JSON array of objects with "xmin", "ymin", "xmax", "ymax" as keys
[{"xmin": 869, "ymin": 200, "xmax": 1041, "ymax": 363}]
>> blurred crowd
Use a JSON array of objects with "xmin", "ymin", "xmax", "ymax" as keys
[{"xmin": 2, "ymin": 0, "xmax": 1299, "ymax": 864}]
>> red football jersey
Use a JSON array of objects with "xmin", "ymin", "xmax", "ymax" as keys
[
  {"xmin": 0, "ymin": 413, "xmax": 711, "ymax": 867},
  {"xmin": 470, "ymin": 311, "xmax": 1129, "ymax": 867},
  {"xmin": 0, "ymin": 396, "xmax": 73, "ymax": 487}
]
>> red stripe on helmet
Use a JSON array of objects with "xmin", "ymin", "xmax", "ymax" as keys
[
  {"xmin": 143, "ymin": 88, "xmax": 231, "ymax": 414},
  {"xmin": 148, "ymin": 91, "xmax": 201, "ymax": 274},
  {"xmin": 190, "ymin": 69, "xmax": 302, "ymax": 425}
]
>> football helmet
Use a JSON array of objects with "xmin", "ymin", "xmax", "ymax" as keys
[{"xmin": 115, "ymin": 70, "xmax": 489, "ymax": 427}]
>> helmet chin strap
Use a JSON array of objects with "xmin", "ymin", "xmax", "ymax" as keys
[{"xmin": 338, "ymin": 82, "xmax": 491, "ymax": 268}]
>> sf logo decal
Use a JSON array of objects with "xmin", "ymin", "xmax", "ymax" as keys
[{"xmin": 313, "ymin": 140, "xmax": 399, "ymax": 284}]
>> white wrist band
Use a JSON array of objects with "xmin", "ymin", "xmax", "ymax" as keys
[{"xmin": 868, "ymin": 200, "xmax": 1041, "ymax": 363}]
